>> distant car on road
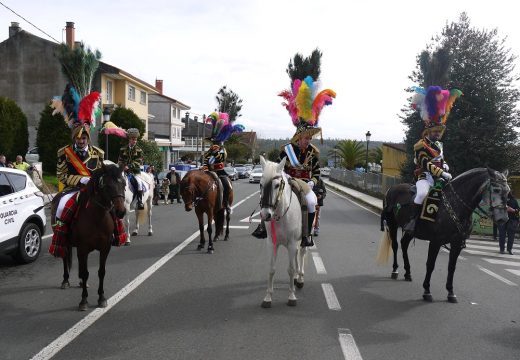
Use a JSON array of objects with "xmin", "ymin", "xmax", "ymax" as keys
[
  {"xmin": 320, "ymin": 167, "xmax": 331, "ymax": 177},
  {"xmin": 249, "ymin": 167, "xmax": 263, "ymax": 183},
  {"xmin": 25, "ymin": 147, "xmax": 39, "ymax": 164},
  {"xmin": 224, "ymin": 167, "xmax": 238, "ymax": 181},
  {"xmin": 0, "ymin": 167, "xmax": 46, "ymax": 263},
  {"xmin": 235, "ymin": 166, "xmax": 249, "ymax": 179}
]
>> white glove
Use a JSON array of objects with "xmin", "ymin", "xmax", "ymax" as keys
[
  {"xmin": 443, "ymin": 163, "xmax": 450, "ymax": 171},
  {"xmin": 80, "ymin": 177, "xmax": 90, "ymax": 185},
  {"xmin": 307, "ymin": 180, "xmax": 315, "ymax": 189},
  {"xmin": 441, "ymin": 172, "xmax": 452, "ymax": 181}
]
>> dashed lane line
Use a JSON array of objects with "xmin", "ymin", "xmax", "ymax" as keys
[
  {"xmin": 476, "ymin": 265, "xmax": 517, "ymax": 286},
  {"xmin": 321, "ymin": 283, "xmax": 341, "ymax": 311},
  {"xmin": 312, "ymin": 252, "xmax": 327, "ymax": 274},
  {"xmin": 338, "ymin": 328, "xmax": 363, "ymax": 360}
]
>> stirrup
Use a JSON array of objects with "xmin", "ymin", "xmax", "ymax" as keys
[
  {"xmin": 252, "ymin": 224, "xmax": 267, "ymax": 239},
  {"xmin": 301, "ymin": 235, "xmax": 314, "ymax": 248}
]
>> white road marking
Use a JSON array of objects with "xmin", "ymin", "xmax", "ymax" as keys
[
  {"xmin": 240, "ymin": 211, "xmax": 260, "ymax": 222},
  {"xmin": 476, "ymin": 265, "xmax": 517, "ymax": 286},
  {"xmin": 327, "ymin": 189, "xmax": 380, "ymax": 216},
  {"xmin": 228, "ymin": 225, "xmax": 250, "ymax": 229},
  {"xmin": 466, "ymin": 239, "xmax": 500, "ymax": 246},
  {"xmin": 42, "ymin": 234, "xmax": 52, "ymax": 240},
  {"xmin": 464, "ymin": 249, "xmax": 520, "ymax": 260},
  {"xmin": 338, "ymin": 328, "xmax": 363, "ymax": 360},
  {"xmin": 312, "ymin": 252, "xmax": 327, "ymax": 274},
  {"xmin": 30, "ymin": 190, "xmax": 259, "ymax": 360},
  {"xmin": 483, "ymin": 258, "xmax": 520, "ymax": 267},
  {"xmin": 506, "ymin": 269, "xmax": 520, "ymax": 277},
  {"xmin": 465, "ymin": 243, "xmax": 503, "ymax": 252},
  {"xmin": 440, "ymin": 247, "xmax": 466, "ymax": 260},
  {"xmin": 321, "ymin": 283, "xmax": 341, "ymax": 311}
]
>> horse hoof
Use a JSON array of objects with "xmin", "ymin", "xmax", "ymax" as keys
[
  {"xmin": 78, "ymin": 301, "xmax": 88, "ymax": 311},
  {"xmin": 61, "ymin": 281, "xmax": 70, "ymax": 289},
  {"xmin": 213, "ymin": 237, "xmax": 219, "ymax": 242},
  {"xmin": 423, "ymin": 293, "xmax": 433, "ymax": 302},
  {"xmin": 98, "ymin": 299, "xmax": 108, "ymax": 308},
  {"xmin": 207, "ymin": 248, "xmax": 214, "ymax": 254},
  {"xmin": 131, "ymin": 231, "xmax": 138, "ymax": 236},
  {"xmin": 224, "ymin": 237, "xmax": 229, "ymax": 241},
  {"xmin": 295, "ymin": 281, "xmax": 304, "ymax": 289},
  {"xmin": 197, "ymin": 245, "xmax": 203, "ymax": 250},
  {"xmin": 124, "ymin": 241, "xmax": 131, "ymax": 246},
  {"xmin": 148, "ymin": 231, "xmax": 153, "ymax": 236},
  {"xmin": 404, "ymin": 275, "xmax": 412, "ymax": 282},
  {"xmin": 79, "ymin": 281, "xmax": 89, "ymax": 288},
  {"xmin": 447, "ymin": 294, "xmax": 458, "ymax": 303},
  {"xmin": 287, "ymin": 299, "xmax": 297, "ymax": 307},
  {"xmin": 261, "ymin": 301, "xmax": 272, "ymax": 308},
  {"xmin": 391, "ymin": 272, "xmax": 399, "ymax": 280}
]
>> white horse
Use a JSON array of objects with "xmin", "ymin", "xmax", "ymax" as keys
[
  {"xmin": 124, "ymin": 172, "xmax": 155, "ymax": 243},
  {"xmin": 259, "ymin": 156, "xmax": 308, "ymax": 308}
]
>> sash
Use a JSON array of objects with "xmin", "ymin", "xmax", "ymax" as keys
[
  {"xmin": 284, "ymin": 144, "xmax": 301, "ymax": 167},
  {"xmin": 64, "ymin": 146, "xmax": 91, "ymax": 177}
]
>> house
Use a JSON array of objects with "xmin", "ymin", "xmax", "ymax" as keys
[
  {"xmin": 148, "ymin": 80, "xmax": 190, "ymax": 167},
  {"xmin": 382, "ymin": 143, "xmax": 406, "ymax": 177},
  {"xmin": 180, "ymin": 114, "xmax": 212, "ymax": 165},
  {"xmin": 0, "ymin": 21, "xmax": 160, "ymax": 145}
]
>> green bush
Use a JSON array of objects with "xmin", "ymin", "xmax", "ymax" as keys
[
  {"xmin": 36, "ymin": 105, "xmax": 70, "ymax": 173},
  {"xmin": 0, "ymin": 97, "xmax": 29, "ymax": 161},
  {"xmin": 138, "ymin": 139, "xmax": 163, "ymax": 171}
]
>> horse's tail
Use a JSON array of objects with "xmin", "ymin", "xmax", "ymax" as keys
[
  {"xmin": 376, "ymin": 226, "xmax": 392, "ymax": 265},
  {"xmin": 137, "ymin": 202, "xmax": 147, "ymax": 224},
  {"xmin": 215, "ymin": 209, "xmax": 225, "ymax": 236}
]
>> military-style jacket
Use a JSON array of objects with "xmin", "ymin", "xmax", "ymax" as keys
[
  {"xmin": 413, "ymin": 137, "xmax": 447, "ymax": 181},
  {"xmin": 202, "ymin": 144, "xmax": 227, "ymax": 173},
  {"xmin": 279, "ymin": 142, "xmax": 320, "ymax": 184},
  {"xmin": 118, "ymin": 145, "xmax": 143, "ymax": 174},
  {"xmin": 57, "ymin": 145, "xmax": 104, "ymax": 191}
]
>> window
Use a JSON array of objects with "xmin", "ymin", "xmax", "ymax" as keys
[
  {"xmin": 106, "ymin": 80, "xmax": 113, "ymax": 103},
  {"xmin": 6, "ymin": 173, "xmax": 26, "ymax": 192},
  {"xmin": 140, "ymin": 91, "xmax": 146, "ymax": 105},
  {"xmin": 128, "ymin": 85, "xmax": 136, "ymax": 101},
  {"xmin": 0, "ymin": 173, "xmax": 14, "ymax": 197}
]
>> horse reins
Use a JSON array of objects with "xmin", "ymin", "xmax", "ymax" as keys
[
  {"xmin": 260, "ymin": 175, "xmax": 293, "ymax": 221},
  {"xmin": 185, "ymin": 180, "xmax": 215, "ymax": 208}
]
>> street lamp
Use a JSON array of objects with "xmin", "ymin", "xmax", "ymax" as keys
[
  {"xmin": 102, "ymin": 107, "xmax": 111, "ymax": 159},
  {"xmin": 365, "ymin": 131, "xmax": 371, "ymax": 189},
  {"xmin": 202, "ymin": 114, "xmax": 206, "ymax": 155},
  {"xmin": 194, "ymin": 115, "xmax": 199, "ymax": 160}
]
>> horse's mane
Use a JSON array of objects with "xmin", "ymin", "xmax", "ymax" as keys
[
  {"xmin": 262, "ymin": 160, "xmax": 282, "ymax": 182},
  {"xmin": 451, "ymin": 167, "xmax": 489, "ymax": 184}
]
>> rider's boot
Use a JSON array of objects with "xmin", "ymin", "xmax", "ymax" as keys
[
  {"xmin": 137, "ymin": 190, "xmax": 145, "ymax": 210},
  {"xmin": 252, "ymin": 220, "xmax": 267, "ymax": 239},
  {"xmin": 301, "ymin": 212, "xmax": 315, "ymax": 247},
  {"xmin": 403, "ymin": 203, "xmax": 421, "ymax": 235}
]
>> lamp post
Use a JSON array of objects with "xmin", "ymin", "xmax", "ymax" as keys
[
  {"xmin": 194, "ymin": 115, "xmax": 199, "ymax": 163},
  {"xmin": 102, "ymin": 107, "xmax": 111, "ymax": 160},
  {"xmin": 365, "ymin": 131, "xmax": 371, "ymax": 189}
]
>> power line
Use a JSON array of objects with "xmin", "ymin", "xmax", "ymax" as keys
[{"xmin": 0, "ymin": 1, "xmax": 60, "ymax": 43}]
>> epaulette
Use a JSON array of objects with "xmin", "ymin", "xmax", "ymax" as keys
[
  {"xmin": 57, "ymin": 145, "xmax": 70, "ymax": 157},
  {"xmin": 91, "ymin": 145, "xmax": 105, "ymax": 157},
  {"xmin": 413, "ymin": 139, "xmax": 425, "ymax": 152},
  {"xmin": 119, "ymin": 146, "xmax": 127, "ymax": 152}
]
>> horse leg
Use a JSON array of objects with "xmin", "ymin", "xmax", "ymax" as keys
[
  {"xmin": 61, "ymin": 245, "xmax": 72, "ymax": 289},
  {"xmin": 262, "ymin": 245, "xmax": 278, "ymax": 308},
  {"xmin": 124, "ymin": 212, "xmax": 131, "ymax": 245},
  {"xmin": 196, "ymin": 211, "xmax": 205, "ymax": 251},
  {"xmin": 77, "ymin": 249, "xmax": 89, "ymax": 311},
  {"xmin": 401, "ymin": 232, "xmax": 413, "ymax": 281},
  {"xmin": 207, "ymin": 211, "xmax": 214, "ymax": 254},
  {"xmin": 390, "ymin": 224, "xmax": 399, "ymax": 279},
  {"xmin": 287, "ymin": 242, "xmax": 298, "ymax": 306},
  {"xmin": 132, "ymin": 210, "xmax": 139, "ymax": 236},
  {"xmin": 422, "ymin": 241, "xmax": 441, "ymax": 302},
  {"xmin": 213, "ymin": 210, "xmax": 222, "ymax": 242},
  {"xmin": 147, "ymin": 197, "xmax": 153, "ymax": 236},
  {"xmin": 295, "ymin": 246, "xmax": 307, "ymax": 289},
  {"xmin": 446, "ymin": 243, "xmax": 463, "ymax": 303},
  {"xmin": 97, "ymin": 247, "xmax": 110, "ymax": 308},
  {"xmin": 224, "ymin": 208, "xmax": 231, "ymax": 241}
]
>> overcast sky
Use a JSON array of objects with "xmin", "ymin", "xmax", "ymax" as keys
[{"xmin": 2, "ymin": 0, "xmax": 519, "ymax": 142}]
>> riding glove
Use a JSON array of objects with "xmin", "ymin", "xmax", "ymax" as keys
[
  {"xmin": 441, "ymin": 172, "xmax": 452, "ymax": 181},
  {"xmin": 80, "ymin": 177, "xmax": 91, "ymax": 185}
]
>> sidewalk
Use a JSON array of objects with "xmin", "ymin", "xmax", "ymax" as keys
[{"xmin": 322, "ymin": 178, "xmax": 500, "ymax": 242}]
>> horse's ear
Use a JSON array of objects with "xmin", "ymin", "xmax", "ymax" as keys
[
  {"xmin": 260, "ymin": 155, "xmax": 266, "ymax": 169},
  {"xmin": 503, "ymin": 169, "xmax": 509, "ymax": 178},
  {"xmin": 277, "ymin": 157, "xmax": 287, "ymax": 172}
]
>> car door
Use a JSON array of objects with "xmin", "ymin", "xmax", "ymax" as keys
[{"xmin": 0, "ymin": 172, "xmax": 17, "ymax": 243}]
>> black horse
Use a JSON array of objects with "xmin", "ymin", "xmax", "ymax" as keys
[{"xmin": 379, "ymin": 168, "xmax": 509, "ymax": 302}]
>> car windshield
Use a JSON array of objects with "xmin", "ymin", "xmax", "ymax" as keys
[
  {"xmin": 235, "ymin": 167, "xmax": 246, "ymax": 171},
  {"xmin": 224, "ymin": 167, "xmax": 234, "ymax": 172},
  {"xmin": 252, "ymin": 168, "xmax": 262, "ymax": 173}
]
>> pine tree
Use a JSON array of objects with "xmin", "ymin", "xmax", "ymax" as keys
[{"xmin": 0, "ymin": 97, "xmax": 29, "ymax": 161}]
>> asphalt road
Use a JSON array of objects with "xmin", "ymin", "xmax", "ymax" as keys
[{"xmin": 0, "ymin": 179, "xmax": 519, "ymax": 360}]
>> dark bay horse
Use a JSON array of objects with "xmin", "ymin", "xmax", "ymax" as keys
[
  {"xmin": 52, "ymin": 163, "xmax": 126, "ymax": 311},
  {"xmin": 180, "ymin": 170, "xmax": 234, "ymax": 254},
  {"xmin": 378, "ymin": 168, "xmax": 509, "ymax": 302}
]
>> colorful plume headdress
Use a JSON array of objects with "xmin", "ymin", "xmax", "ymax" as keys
[
  {"xmin": 51, "ymin": 84, "xmax": 101, "ymax": 129},
  {"xmin": 411, "ymin": 85, "xmax": 463, "ymax": 129},
  {"xmin": 205, "ymin": 111, "xmax": 244, "ymax": 143}
]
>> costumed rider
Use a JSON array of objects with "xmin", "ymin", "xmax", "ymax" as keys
[
  {"xmin": 201, "ymin": 112, "xmax": 244, "ymax": 209},
  {"xmin": 118, "ymin": 128, "xmax": 145, "ymax": 210},
  {"xmin": 252, "ymin": 74, "xmax": 336, "ymax": 247},
  {"xmin": 49, "ymin": 85, "xmax": 126, "ymax": 256},
  {"xmin": 404, "ymin": 85, "xmax": 463, "ymax": 235}
]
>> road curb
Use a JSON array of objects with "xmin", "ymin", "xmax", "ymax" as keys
[{"xmin": 324, "ymin": 182, "xmax": 383, "ymax": 214}]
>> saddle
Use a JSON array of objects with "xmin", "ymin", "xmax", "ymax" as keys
[
  {"xmin": 406, "ymin": 185, "xmax": 442, "ymax": 223},
  {"xmin": 50, "ymin": 188, "xmax": 79, "ymax": 224},
  {"xmin": 206, "ymin": 171, "xmax": 226, "ymax": 211},
  {"xmin": 287, "ymin": 178, "xmax": 311, "ymax": 237}
]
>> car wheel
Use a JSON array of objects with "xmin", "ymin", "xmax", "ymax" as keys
[{"xmin": 16, "ymin": 223, "xmax": 42, "ymax": 264}]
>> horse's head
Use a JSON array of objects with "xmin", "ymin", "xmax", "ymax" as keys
[
  {"xmin": 89, "ymin": 162, "xmax": 127, "ymax": 218},
  {"xmin": 180, "ymin": 171, "xmax": 196, "ymax": 212},
  {"xmin": 259, "ymin": 156, "xmax": 287, "ymax": 222},
  {"xmin": 483, "ymin": 169, "xmax": 510, "ymax": 226}
]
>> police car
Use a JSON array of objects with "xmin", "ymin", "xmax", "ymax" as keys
[{"xmin": 0, "ymin": 167, "xmax": 46, "ymax": 263}]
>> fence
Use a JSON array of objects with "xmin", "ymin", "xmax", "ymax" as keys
[{"xmin": 329, "ymin": 168, "xmax": 402, "ymax": 196}]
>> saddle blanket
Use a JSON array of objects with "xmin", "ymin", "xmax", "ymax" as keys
[
  {"xmin": 420, "ymin": 187, "xmax": 442, "ymax": 222},
  {"xmin": 128, "ymin": 174, "xmax": 150, "ymax": 193}
]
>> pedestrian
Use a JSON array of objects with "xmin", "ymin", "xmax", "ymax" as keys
[
  {"xmin": 166, "ymin": 167, "xmax": 182, "ymax": 204},
  {"xmin": 13, "ymin": 155, "xmax": 32, "ymax": 172},
  {"xmin": 0, "ymin": 154, "xmax": 7, "ymax": 167},
  {"xmin": 313, "ymin": 177, "xmax": 327, "ymax": 236},
  {"xmin": 498, "ymin": 192, "xmax": 518, "ymax": 255}
]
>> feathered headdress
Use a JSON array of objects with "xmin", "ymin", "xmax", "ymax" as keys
[
  {"xmin": 411, "ymin": 85, "xmax": 463, "ymax": 134},
  {"xmin": 205, "ymin": 111, "xmax": 244, "ymax": 144}
]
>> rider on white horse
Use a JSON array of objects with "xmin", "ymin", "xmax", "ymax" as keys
[{"xmin": 118, "ymin": 128, "xmax": 146, "ymax": 210}]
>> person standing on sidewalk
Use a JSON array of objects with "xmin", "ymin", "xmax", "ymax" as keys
[
  {"xmin": 313, "ymin": 177, "xmax": 327, "ymax": 236},
  {"xmin": 166, "ymin": 167, "xmax": 182, "ymax": 204},
  {"xmin": 403, "ymin": 86, "xmax": 462, "ymax": 236},
  {"xmin": 498, "ymin": 192, "xmax": 518, "ymax": 255}
]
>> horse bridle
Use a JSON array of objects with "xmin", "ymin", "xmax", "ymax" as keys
[
  {"xmin": 184, "ymin": 181, "xmax": 215, "ymax": 208},
  {"xmin": 260, "ymin": 175, "xmax": 293, "ymax": 221},
  {"xmin": 91, "ymin": 174, "xmax": 125, "ymax": 212}
]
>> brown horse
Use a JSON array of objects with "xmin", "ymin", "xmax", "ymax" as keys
[
  {"xmin": 180, "ymin": 170, "xmax": 234, "ymax": 254},
  {"xmin": 52, "ymin": 163, "xmax": 126, "ymax": 311}
]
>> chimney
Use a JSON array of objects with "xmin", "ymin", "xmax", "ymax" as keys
[
  {"xmin": 155, "ymin": 79, "xmax": 163, "ymax": 95},
  {"xmin": 9, "ymin": 22, "xmax": 20, "ymax": 37},
  {"xmin": 65, "ymin": 22, "xmax": 75, "ymax": 49}
]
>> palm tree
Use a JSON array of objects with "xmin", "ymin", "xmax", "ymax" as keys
[
  {"xmin": 334, "ymin": 140, "xmax": 365, "ymax": 170},
  {"xmin": 370, "ymin": 146, "xmax": 383, "ymax": 164}
]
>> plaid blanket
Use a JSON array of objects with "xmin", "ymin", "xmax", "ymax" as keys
[{"xmin": 49, "ymin": 191, "xmax": 128, "ymax": 258}]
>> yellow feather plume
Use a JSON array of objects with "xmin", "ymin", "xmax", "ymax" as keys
[
  {"xmin": 441, "ymin": 89, "xmax": 463, "ymax": 124},
  {"xmin": 295, "ymin": 81, "xmax": 313, "ymax": 121}
]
